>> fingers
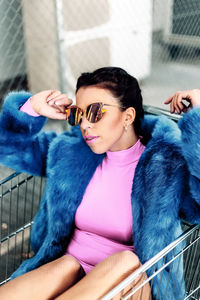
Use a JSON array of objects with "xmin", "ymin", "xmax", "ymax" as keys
[
  {"xmin": 49, "ymin": 103, "xmax": 66, "ymax": 114},
  {"xmin": 31, "ymin": 90, "xmax": 73, "ymax": 120},
  {"xmin": 164, "ymin": 90, "xmax": 196, "ymax": 114},
  {"xmin": 173, "ymin": 93, "xmax": 182, "ymax": 114},
  {"xmin": 48, "ymin": 97, "xmax": 73, "ymax": 108},
  {"xmin": 164, "ymin": 96, "xmax": 173, "ymax": 105},
  {"xmin": 164, "ymin": 93, "xmax": 179, "ymax": 114},
  {"xmin": 45, "ymin": 90, "xmax": 73, "ymax": 118},
  {"xmin": 47, "ymin": 92, "xmax": 72, "ymax": 108},
  {"xmin": 46, "ymin": 105, "xmax": 67, "ymax": 120},
  {"xmin": 47, "ymin": 90, "xmax": 62, "ymax": 101}
]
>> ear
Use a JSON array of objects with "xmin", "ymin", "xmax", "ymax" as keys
[{"xmin": 123, "ymin": 107, "xmax": 136, "ymax": 126}]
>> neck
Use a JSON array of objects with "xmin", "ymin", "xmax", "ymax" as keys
[{"xmin": 109, "ymin": 126, "xmax": 139, "ymax": 152}]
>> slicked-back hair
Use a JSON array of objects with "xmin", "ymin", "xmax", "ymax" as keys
[{"xmin": 76, "ymin": 66, "xmax": 144, "ymax": 138}]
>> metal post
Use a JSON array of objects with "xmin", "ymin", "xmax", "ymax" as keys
[{"xmin": 54, "ymin": 0, "xmax": 67, "ymax": 93}]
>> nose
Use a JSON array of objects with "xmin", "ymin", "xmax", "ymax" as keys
[{"xmin": 80, "ymin": 115, "xmax": 93, "ymax": 131}]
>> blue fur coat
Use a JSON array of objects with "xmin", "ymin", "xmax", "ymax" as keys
[{"xmin": 0, "ymin": 92, "xmax": 200, "ymax": 299}]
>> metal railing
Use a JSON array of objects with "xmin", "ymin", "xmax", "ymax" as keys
[
  {"xmin": 101, "ymin": 224, "xmax": 200, "ymax": 299},
  {"xmin": 0, "ymin": 172, "xmax": 45, "ymax": 284}
]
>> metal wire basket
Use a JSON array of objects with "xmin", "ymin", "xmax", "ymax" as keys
[
  {"xmin": 101, "ymin": 223, "xmax": 200, "ymax": 300},
  {"xmin": 0, "ymin": 172, "xmax": 45, "ymax": 285},
  {"xmin": 0, "ymin": 172, "xmax": 199, "ymax": 300}
]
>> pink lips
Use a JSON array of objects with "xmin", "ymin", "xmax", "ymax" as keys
[{"xmin": 84, "ymin": 135, "xmax": 99, "ymax": 144}]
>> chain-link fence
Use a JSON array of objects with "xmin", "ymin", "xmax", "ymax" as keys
[
  {"xmin": 142, "ymin": 0, "xmax": 200, "ymax": 109},
  {"xmin": 0, "ymin": 0, "xmax": 152, "ymax": 100},
  {"xmin": 0, "ymin": 0, "xmax": 199, "ymax": 109},
  {"xmin": 0, "ymin": 0, "xmax": 27, "ymax": 100}
]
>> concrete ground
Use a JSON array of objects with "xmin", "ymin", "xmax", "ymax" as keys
[
  {"xmin": 142, "ymin": 60, "xmax": 200, "ymax": 109},
  {"xmin": 142, "ymin": 40, "xmax": 200, "ymax": 109}
]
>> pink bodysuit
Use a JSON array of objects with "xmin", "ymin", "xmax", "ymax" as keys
[
  {"xmin": 65, "ymin": 141, "xmax": 145, "ymax": 273},
  {"xmin": 20, "ymin": 100, "xmax": 145, "ymax": 274}
]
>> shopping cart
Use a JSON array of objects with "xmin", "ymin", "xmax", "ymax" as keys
[
  {"xmin": 0, "ymin": 170, "xmax": 199, "ymax": 300},
  {"xmin": 0, "ymin": 172, "xmax": 45, "ymax": 285},
  {"xmin": 0, "ymin": 107, "xmax": 200, "ymax": 299},
  {"xmin": 102, "ymin": 222, "xmax": 200, "ymax": 300}
]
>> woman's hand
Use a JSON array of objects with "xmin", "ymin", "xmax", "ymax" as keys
[
  {"xmin": 164, "ymin": 89, "xmax": 200, "ymax": 114},
  {"xmin": 30, "ymin": 90, "xmax": 72, "ymax": 120}
]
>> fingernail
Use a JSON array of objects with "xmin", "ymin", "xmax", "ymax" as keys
[{"xmin": 49, "ymin": 100, "xmax": 54, "ymax": 105}]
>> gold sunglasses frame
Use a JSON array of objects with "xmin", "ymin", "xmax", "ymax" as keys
[{"xmin": 66, "ymin": 102, "xmax": 123, "ymax": 125}]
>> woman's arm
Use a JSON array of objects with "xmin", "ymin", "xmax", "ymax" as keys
[
  {"xmin": 165, "ymin": 89, "xmax": 200, "ymax": 223},
  {"xmin": 0, "ymin": 90, "xmax": 72, "ymax": 176}
]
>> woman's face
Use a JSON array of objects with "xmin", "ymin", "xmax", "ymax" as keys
[{"xmin": 76, "ymin": 86, "xmax": 133, "ymax": 154}]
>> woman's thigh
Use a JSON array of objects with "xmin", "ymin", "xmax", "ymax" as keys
[
  {"xmin": 113, "ymin": 270, "xmax": 152, "ymax": 300},
  {"xmin": 0, "ymin": 255, "xmax": 85, "ymax": 300},
  {"xmin": 55, "ymin": 250, "xmax": 151, "ymax": 300}
]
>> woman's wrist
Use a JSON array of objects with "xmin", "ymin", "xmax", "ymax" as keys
[{"xmin": 20, "ymin": 97, "xmax": 41, "ymax": 117}]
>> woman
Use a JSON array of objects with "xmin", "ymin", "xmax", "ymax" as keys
[{"xmin": 0, "ymin": 67, "xmax": 200, "ymax": 299}]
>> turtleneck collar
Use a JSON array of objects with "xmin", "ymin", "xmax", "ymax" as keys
[{"xmin": 105, "ymin": 139, "xmax": 145, "ymax": 166}]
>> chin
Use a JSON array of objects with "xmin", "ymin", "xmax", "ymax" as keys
[
  {"xmin": 90, "ymin": 148, "xmax": 106, "ymax": 155},
  {"xmin": 88, "ymin": 144, "xmax": 108, "ymax": 154}
]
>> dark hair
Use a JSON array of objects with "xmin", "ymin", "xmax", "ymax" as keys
[{"xmin": 76, "ymin": 66, "xmax": 144, "ymax": 137}]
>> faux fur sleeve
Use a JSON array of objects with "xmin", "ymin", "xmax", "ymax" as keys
[
  {"xmin": 0, "ymin": 91, "xmax": 57, "ymax": 176},
  {"xmin": 178, "ymin": 107, "xmax": 200, "ymax": 223},
  {"xmin": 178, "ymin": 106, "xmax": 200, "ymax": 179}
]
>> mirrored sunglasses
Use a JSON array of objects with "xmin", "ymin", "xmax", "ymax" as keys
[{"xmin": 65, "ymin": 102, "xmax": 121, "ymax": 126}]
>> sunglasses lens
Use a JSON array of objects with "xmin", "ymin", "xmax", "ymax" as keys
[
  {"xmin": 86, "ymin": 103, "xmax": 102, "ymax": 123},
  {"xmin": 67, "ymin": 107, "xmax": 82, "ymax": 126},
  {"xmin": 67, "ymin": 103, "xmax": 103, "ymax": 125}
]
